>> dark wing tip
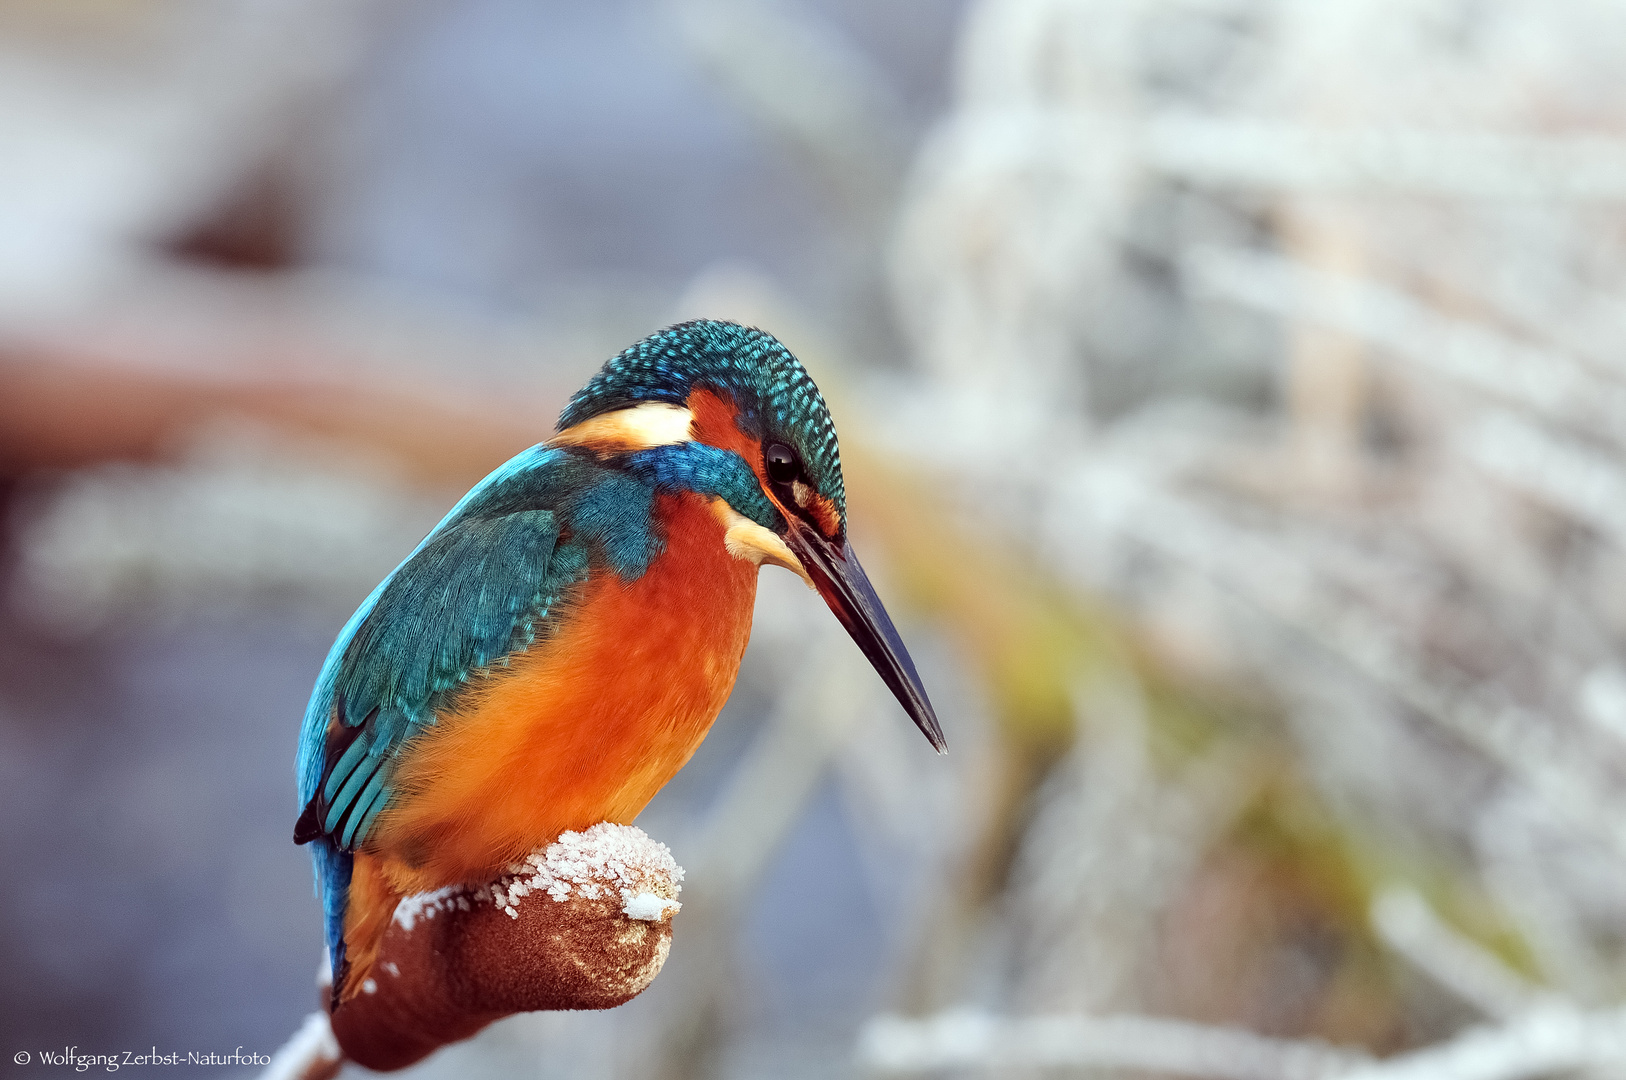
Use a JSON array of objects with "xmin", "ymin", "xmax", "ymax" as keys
[{"xmin": 294, "ymin": 799, "xmax": 324, "ymax": 845}]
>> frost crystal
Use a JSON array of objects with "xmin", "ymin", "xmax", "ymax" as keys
[
  {"xmin": 391, "ymin": 823, "xmax": 683, "ymax": 931},
  {"xmin": 623, "ymin": 892, "xmax": 683, "ymax": 921}
]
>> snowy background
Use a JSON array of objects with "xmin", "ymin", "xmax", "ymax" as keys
[{"xmin": 7, "ymin": 1, "xmax": 1626, "ymax": 1078}]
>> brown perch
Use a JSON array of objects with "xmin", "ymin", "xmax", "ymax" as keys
[{"xmin": 272, "ymin": 825, "xmax": 682, "ymax": 1078}]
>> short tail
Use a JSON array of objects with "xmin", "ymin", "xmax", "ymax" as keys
[
  {"xmin": 317, "ymin": 847, "xmax": 400, "ymax": 1007},
  {"xmin": 310, "ymin": 839, "xmax": 353, "ymax": 1004}
]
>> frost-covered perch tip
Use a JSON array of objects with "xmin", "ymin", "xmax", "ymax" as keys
[
  {"xmin": 391, "ymin": 822, "xmax": 683, "ymax": 928},
  {"xmin": 290, "ymin": 822, "xmax": 683, "ymax": 1074}
]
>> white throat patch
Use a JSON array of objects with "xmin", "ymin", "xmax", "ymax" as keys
[{"xmin": 712, "ymin": 503, "xmax": 814, "ymax": 589}]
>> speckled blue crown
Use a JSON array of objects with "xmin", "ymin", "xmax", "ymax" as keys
[{"xmin": 559, "ymin": 320, "xmax": 846, "ymax": 520}]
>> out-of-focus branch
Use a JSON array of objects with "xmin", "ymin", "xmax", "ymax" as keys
[
  {"xmin": 260, "ymin": 1012, "xmax": 342, "ymax": 1080},
  {"xmin": 856, "ymin": 1010, "xmax": 1371, "ymax": 1080},
  {"xmin": 1145, "ymin": 115, "xmax": 1626, "ymax": 200},
  {"xmin": 263, "ymin": 824, "xmax": 683, "ymax": 1076},
  {"xmin": 1371, "ymin": 886, "xmax": 1553, "ymax": 1020},
  {"xmin": 1067, "ymin": 469, "xmax": 1626, "ymax": 866},
  {"xmin": 1183, "ymin": 245, "xmax": 1626, "ymax": 441},
  {"xmin": 1332, "ymin": 1007, "xmax": 1626, "ymax": 1080},
  {"xmin": 929, "ymin": 111, "xmax": 1626, "ymax": 201},
  {"xmin": 1460, "ymin": 409, "xmax": 1626, "ymax": 543},
  {"xmin": 860, "ymin": 1006, "xmax": 1626, "ymax": 1080},
  {"xmin": 0, "ymin": 349, "xmax": 541, "ymax": 489}
]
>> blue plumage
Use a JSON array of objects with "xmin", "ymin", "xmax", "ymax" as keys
[
  {"xmin": 295, "ymin": 320, "xmax": 947, "ymax": 1011},
  {"xmin": 294, "ymin": 419, "xmax": 801, "ymax": 971},
  {"xmin": 623, "ymin": 441, "xmax": 782, "ymax": 530},
  {"xmin": 296, "ymin": 445, "xmax": 582, "ymax": 971},
  {"xmin": 560, "ymin": 320, "xmax": 846, "ymax": 518}
]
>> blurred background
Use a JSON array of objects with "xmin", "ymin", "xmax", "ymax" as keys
[{"xmin": 9, "ymin": 1, "xmax": 1626, "ymax": 1078}]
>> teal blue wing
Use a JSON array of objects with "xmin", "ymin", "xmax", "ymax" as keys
[
  {"xmin": 294, "ymin": 446, "xmax": 589, "ymax": 854},
  {"xmin": 294, "ymin": 505, "xmax": 578, "ymax": 850},
  {"xmin": 294, "ymin": 443, "xmax": 606, "ymax": 986},
  {"xmin": 293, "ymin": 441, "xmax": 670, "ymax": 983}
]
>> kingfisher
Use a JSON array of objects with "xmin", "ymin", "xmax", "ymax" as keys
[{"xmin": 295, "ymin": 320, "xmax": 944, "ymax": 1005}]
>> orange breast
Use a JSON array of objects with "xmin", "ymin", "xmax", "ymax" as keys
[{"xmin": 369, "ymin": 491, "xmax": 758, "ymax": 894}]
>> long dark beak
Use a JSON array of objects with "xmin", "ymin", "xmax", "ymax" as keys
[{"xmin": 783, "ymin": 522, "xmax": 947, "ymax": 753}]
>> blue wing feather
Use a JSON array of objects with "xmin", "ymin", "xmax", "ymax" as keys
[
  {"xmin": 296, "ymin": 447, "xmax": 581, "ymax": 809},
  {"xmin": 294, "ymin": 444, "xmax": 592, "ymax": 971},
  {"xmin": 292, "ymin": 436, "xmax": 755, "ymax": 974}
]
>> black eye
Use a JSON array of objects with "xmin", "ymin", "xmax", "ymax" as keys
[{"xmin": 765, "ymin": 443, "xmax": 798, "ymax": 485}]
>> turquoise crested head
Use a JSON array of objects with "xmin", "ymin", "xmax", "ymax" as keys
[
  {"xmin": 554, "ymin": 319, "xmax": 945, "ymax": 753},
  {"xmin": 557, "ymin": 320, "xmax": 846, "ymax": 528}
]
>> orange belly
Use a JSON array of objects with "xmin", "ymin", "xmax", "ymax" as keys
[{"xmin": 367, "ymin": 491, "xmax": 758, "ymax": 895}]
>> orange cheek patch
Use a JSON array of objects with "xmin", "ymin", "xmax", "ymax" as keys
[
  {"xmin": 687, "ymin": 388, "xmax": 762, "ymax": 474},
  {"xmin": 688, "ymin": 387, "xmax": 794, "ymax": 520},
  {"xmin": 688, "ymin": 387, "xmax": 841, "ymax": 536}
]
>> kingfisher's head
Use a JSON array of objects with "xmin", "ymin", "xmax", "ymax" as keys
[{"xmin": 552, "ymin": 319, "xmax": 944, "ymax": 753}]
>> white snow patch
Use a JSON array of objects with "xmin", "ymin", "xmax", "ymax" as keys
[
  {"xmin": 392, "ymin": 885, "xmax": 464, "ymax": 932},
  {"xmin": 622, "ymin": 891, "xmax": 682, "ymax": 921},
  {"xmin": 390, "ymin": 823, "xmax": 683, "ymax": 929}
]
